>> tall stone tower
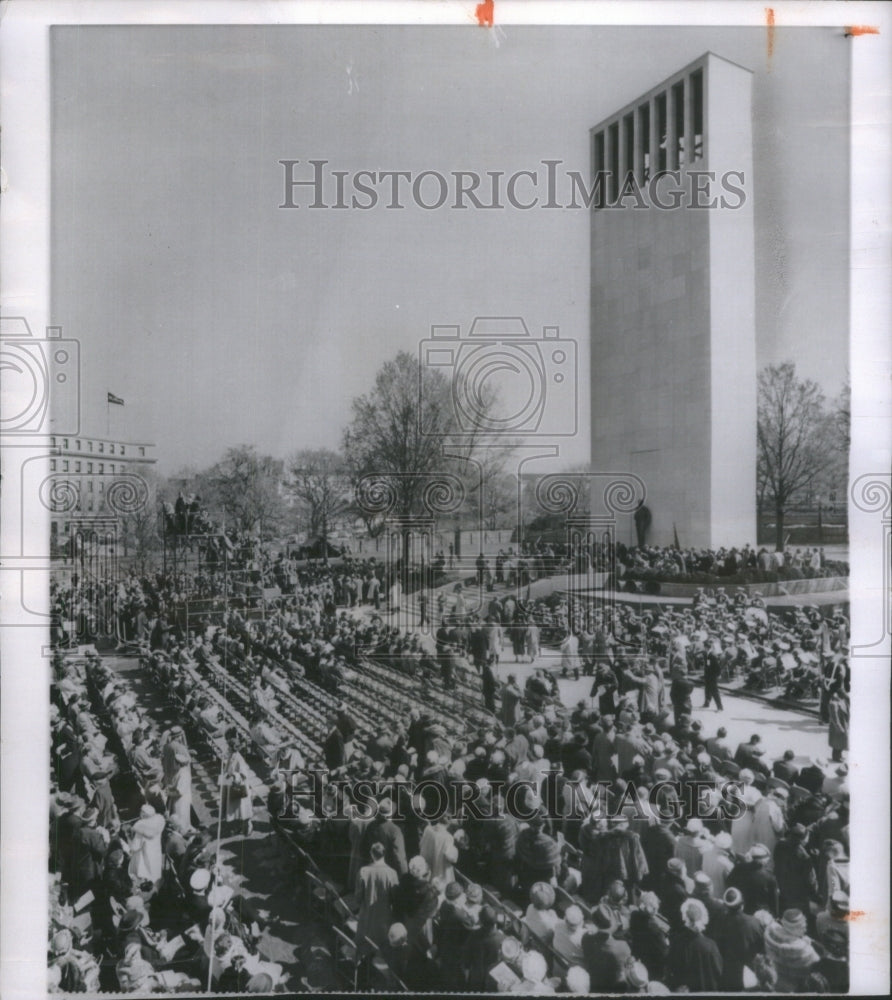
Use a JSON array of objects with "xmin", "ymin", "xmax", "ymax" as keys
[{"xmin": 590, "ymin": 53, "xmax": 757, "ymax": 549}]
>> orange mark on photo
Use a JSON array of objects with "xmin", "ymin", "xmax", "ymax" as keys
[
  {"xmin": 844, "ymin": 26, "xmax": 880, "ymax": 37},
  {"xmin": 766, "ymin": 8, "xmax": 775, "ymax": 62},
  {"xmin": 476, "ymin": 0, "xmax": 495, "ymax": 28},
  {"xmin": 845, "ymin": 909, "xmax": 867, "ymax": 922}
]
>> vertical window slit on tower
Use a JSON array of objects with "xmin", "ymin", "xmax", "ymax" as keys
[
  {"xmin": 593, "ymin": 131, "xmax": 606, "ymax": 208},
  {"xmin": 672, "ymin": 80, "xmax": 686, "ymax": 167},
  {"xmin": 608, "ymin": 121, "xmax": 619, "ymax": 203},
  {"xmin": 622, "ymin": 113, "xmax": 634, "ymax": 191},
  {"xmin": 639, "ymin": 103, "xmax": 650, "ymax": 183},
  {"xmin": 691, "ymin": 69, "xmax": 704, "ymax": 161},
  {"xmin": 655, "ymin": 92, "xmax": 667, "ymax": 172}
]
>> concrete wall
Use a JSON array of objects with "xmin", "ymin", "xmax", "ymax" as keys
[
  {"xmin": 705, "ymin": 55, "xmax": 758, "ymax": 547},
  {"xmin": 590, "ymin": 53, "xmax": 757, "ymax": 549}
]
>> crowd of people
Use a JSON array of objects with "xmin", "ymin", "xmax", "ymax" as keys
[
  {"xmin": 48, "ymin": 534, "xmax": 851, "ymax": 993},
  {"xmin": 615, "ymin": 542, "xmax": 847, "ymax": 586}
]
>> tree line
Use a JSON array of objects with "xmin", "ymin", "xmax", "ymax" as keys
[{"xmin": 123, "ymin": 355, "xmax": 847, "ymax": 562}]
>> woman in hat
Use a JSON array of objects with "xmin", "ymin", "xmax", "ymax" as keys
[
  {"xmin": 393, "ymin": 855, "xmax": 439, "ymax": 949},
  {"xmin": 730, "ymin": 769, "xmax": 762, "ymax": 855},
  {"xmin": 50, "ymin": 928, "xmax": 101, "ymax": 994},
  {"xmin": 513, "ymin": 949, "xmax": 553, "ymax": 995},
  {"xmin": 629, "ymin": 891, "xmax": 670, "ymax": 983},
  {"xmin": 222, "ymin": 735, "xmax": 254, "ymax": 837},
  {"xmin": 115, "ymin": 940, "xmax": 157, "ymax": 992},
  {"xmin": 523, "ymin": 882, "xmax": 559, "ymax": 944},
  {"xmin": 128, "ymin": 803, "xmax": 166, "ymax": 885},
  {"xmin": 763, "ymin": 908, "xmax": 820, "ymax": 990},
  {"xmin": 164, "ymin": 740, "xmax": 193, "ymax": 830},
  {"xmin": 666, "ymin": 897, "xmax": 723, "ymax": 992}
]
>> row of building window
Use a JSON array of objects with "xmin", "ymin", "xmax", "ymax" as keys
[
  {"xmin": 592, "ymin": 68, "xmax": 704, "ymax": 206},
  {"xmin": 49, "ymin": 460, "xmax": 123, "ymax": 475},
  {"xmin": 49, "ymin": 436, "xmax": 147, "ymax": 458}
]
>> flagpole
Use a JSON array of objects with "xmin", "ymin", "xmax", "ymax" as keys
[{"xmin": 106, "ymin": 397, "xmax": 110, "ymax": 437}]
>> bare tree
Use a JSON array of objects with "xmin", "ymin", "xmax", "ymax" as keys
[
  {"xmin": 205, "ymin": 445, "xmax": 285, "ymax": 537},
  {"xmin": 287, "ymin": 449, "xmax": 350, "ymax": 550},
  {"xmin": 343, "ymin": 351, "xmax": 456, "ymax": 519},
  {"xmin": 757, "ymin": 362, "xmax": 834, "ymax": 551},
  {"xmin": 343, "ymin": 350, "xmax": 504, "ymax": 562}
]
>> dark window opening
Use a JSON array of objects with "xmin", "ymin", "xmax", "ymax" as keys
[
  {"xmin": 639, "ymin": 103, "xmax": 651, "ymax": 183},
  {"xmin": 622, "ymin": 113, "xmax": 634, "ymax": 184},
  {"xmin": 691, "ymin": 69, "xmax": 704, "ymax": 160},
  {"xmin": 672, "ymin": 81, "xmax": 686, "ymax": 168},
  {"xmin": 593, "ymin": 131, "xmax": 606, "ymax": 209},
  {"xmin": 594, "ymin": 132, "xmax": 606, "ymax": 208},
  {"xmin": 608, "ymin": 121, "xmax": 619, "ymax": 203},
  {"xmin": 655, "ymin": 92, "xmax": 667, "ymax": 172}
]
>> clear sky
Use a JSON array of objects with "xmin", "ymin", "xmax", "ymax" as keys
[{"xmin": 51, "ymin": 25, "xmax": 850, "ymax": 473}]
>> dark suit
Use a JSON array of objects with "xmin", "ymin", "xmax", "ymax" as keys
[
  {"xmin": 773, "ymin": 758, "xmax": 800, "ymax": 784},
  {"xmin": 703, "ymin": 652, "xmax": 724, "ymax": 710},
  {"xmin": 360, "ymin": 817, "xmax": 408, "ymax": 876},
  {"xmin": 462, "ymin": 927, "xmax": 505, "ymax": 992},
  {"xmin": 712, "ymin": 909, "xmax": 764, "ymax": 990},
  {"xmin": 582, "ymin": 931, "xmax": 632, "ymax": 992},
  {"xmin": 71, "ymin": 824, "xmax": 107, "ymax": 899}
]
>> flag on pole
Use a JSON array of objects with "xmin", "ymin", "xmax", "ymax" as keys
[{"xmin": 107, "ymin": 392, "xmax": 125, "ymax": 406}]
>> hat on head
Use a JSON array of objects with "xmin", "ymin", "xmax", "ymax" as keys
[
  {"xmin": 564, "ymin": 905, "xmax": 584, "ymax": 928},
  {"xmin": 685, "ymin": 817, "xmax": 704, "ymax": 834},
  {"xmin": 750, "ymin": 843, "xmax": 770, "ymax": 861},
  {"xmin": 378, "ymin": 798, "xmax": 394, "ymax": 817},
  {"xmin": 607, "ymin": 880, "xmax": 627, "ymax": 903},
  {"xmin": 521, "ymin": 950, "xmax": 548, "ymax": 983},
  {"xmin": 667, "ymin": 858, "xmax": 685, "ymax": 875},
  {"xmin": 479, "ymin": 904, "xmax": 497, "ymax": 928},
  {"xmin": 51, "ymin": 929, "xmax": 73, "ymax": 957},
  {"xmin": 626, "ymin": 961, "xmax": 649, "ymax": 990},
  {"xmin": 190, "ymin": 869, "xmax": 212, "ymax": 892},
  {"xmin": 501, "ymin": 936, "xmax": 522, "ymax": 962},
  {"xmin": 565, "ymin": 966, "xmax": 590, "ymax": 994},
  {"xmin": 723, "ymin": 887, "xmax": 744, "ymax": 911},
  {"xmin": 118, "ymin": 909, "xmax": 144, "ymax": 933},
  {"xmin": 140, "ymin": 803, "xmax": 156, "ymax": 818},
  {"xmin": 694, "ymin": 871, "xmax": 713, "ymax": 888},
  {"xmin": 829, "ymin": 891, "xmax": 849, "ymax": 916},
  {"xmin": 591, "ymin": 903, "xmax": 616, "ymax": 932},
  {"xmin": 530, "ymin": 882, "xmax": 555, "ymax": 909},
  {"xmin": 781, "ymin": 909, "xmax": 808, "ymax": 938},
  {"xmin": 714, "ymin": 831, "xmax": 733, "ymax": 850},
  {"xmin": 681, "ymin": 898, "xmax": 709, "ymax": 929},
  {"xmin": 445, "ymin": 881, "xmax": 463, "ymax": 901}
]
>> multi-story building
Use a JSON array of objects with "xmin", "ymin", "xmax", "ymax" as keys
[
  {"xmin": 48, "ymin": 434, "xmax": 157, "ymax": 545},
  {"xmin": 589, "ymin": 52, "xmax": 757, "ymax": 549}
]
